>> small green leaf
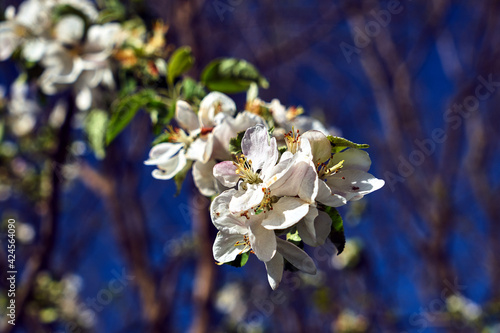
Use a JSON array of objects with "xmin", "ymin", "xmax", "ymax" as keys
[
  {"xmin": 229, "ymin": 130, "xmax": 245, "ymax": 155},
  {"xmin": 84, "ymin": 109, "xmax": 109, "ymax": 159},
  {"xmin": 324, "ymin": 206, "xmax": 346, "ymax": 255},
  {"xmin": 278, "ymin": 146, "xmax": 287, "ymax": 155},
  {"xmin": 168, "ymin": 46, "xmax": 194, "ymax": 86},
  {"xmin": 173, "ymin": 160, "xmax": 193, "ymax": 196},
  {"xmin": 327, "ymin": 135, "xmax": 369, "ymax": 153},
  {"xmin": 106, "ymin": 89, "xmax": 168, "ymax": 145},
  {"xmin": 225, "ymin": 252, "xmax": 250, "ymax": 267},
  {"xmin": 286, "ymin": 230, "xmax": 302, "ymax": 247},
  {"xmin": 151, "ymin": 131, "xmax": 171, "ymax": 146},
  {"xmin": 181, "ymin": 77, "xmax": 206, "ymax": 101},
  {"xmin": 201, "ymin": 58, "xmax": 269, "ymax": 94}
]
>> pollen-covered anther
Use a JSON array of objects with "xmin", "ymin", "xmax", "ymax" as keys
[
  {"xmin": 284, "ymin": 127, "xmax": 301, "ymax": 154},
  {"xmin": 254, "ymin": 188, "xmax": 273, "ymax": 213},
  {"xmin": 321, "ymin": 159, "xmax": 344, "ymax": 178},
  {"xmin": 234, "ymin": 235, "xmax": 252, "ymax": 254},
  {"xmin": 232, "ymin": 156, "xmax": 262, "ymax": 184},
  {"xmin": 165, "ymin": 125, "xmax": 191, "ymax": 145}
]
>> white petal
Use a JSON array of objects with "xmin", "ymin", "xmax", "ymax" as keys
[
  {"xmin": 16, "ymin": 1, "xmax": 50, "ymax": 34},
  {"xmin": 249, "ymin": 223, "xmax": 276, "ymax": 262},
  {"xmin": 297, "ymin": 209, "xmax": 331, "ymax": 247},
  {"xmin": 296, "ymin": 207, "xmax": 318, "ymax": 246},
  {"xmin": 300, "ymin": 130, "xmax": 331, "ymax": 164},
  {"xmin": 75, "ymin": 86, "xmax": 92, "ymax": 110},
  {"xmin": 5, "ymin": 6, "xmax": 15, "ymax": 20},
  {"xmin": 265, "ymin": 252, "xmax": 284, "ymax": 290},
  {"xmin": 175, "ymin": 100, "xmax": 199, "ymax": 133},
  {"xmin": 213, "ymin": 232, "xmax": 248, "ymax": 263},
  {"xmin": 0, "ymin": 24, "xmax": 19, "ymax": 61},
  {"xmin": 270, "ymin": 154, "xmax": 318, "ymax": 203},
  {"xmin": 241, "ymin": 124, "xmax": 278, "ymax": 173},
  {"xmin": 151, "ymin": 151, "xmax": 187, "ymax": 180},
  {"xmin": 229, "ymin": 185, "xmax": 265, "ymax": 214},
  {"xmin": 144, "ymin": 142, "xmax": 184, "ymax": 165},
  {"xmin": 326, "ymin": 169, "xmax": 385, "ymax": 200},
  {"xmin": 261, "ymin": 197, "xmax": 310, "ymax": 230},
  {"xmin": 330, "ymin": 148, "xmax": 372, "ymax": 172},
  {"xmin": 199, "ymin": 92, "xmax": 236, "ymax": 127},
  {"xmin": 185, "ymin": 136, "xmax": 213, "ymax": 163},
  {"xmin": 85, "ymin": 23, "xmax": 124, "ymax": 51},
  {"xmin": 54, "ymin": 15, "xmax": 85, "ymax": 45},
  {"xmin": 22, "ymin": 38, "xmax": 46, "ymax": 62},
  {"xmin": 210, "ymin": 189, "xmax": 248, "ymax": 234},
  {"xmin": 211, "ymin": 111, "xmax": 265, "ymax": 160},
  {"xmin": 313, "ymin": 211, "xmax": 334, "ymax": 246},
  {"xmin": 192, "ymin": 160, "xmax": 218, "ymax": 197},
  {"xmin": 213, "ymin": 161, "xmax": 239, "ymax": 188},
  {"xmin": 269, "ymin": 99, "xmax": 287, "ymax": 125},
  {"xmin": 101, "ymin": 69, "xmax": 115, "ymax": 89},
  {"xmin": 276, "ymin": 238, "xmax": 316, "ymax": 274},
  {"xmin": 316, "ymin": 180, "xmax": 347, "ymax": 207}
]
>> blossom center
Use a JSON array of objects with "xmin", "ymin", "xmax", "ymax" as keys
[
  {"xmin": 166, "ymin": 125, "xmax": 192, "ymax": 146},
  {"xmin": 284, "ymin": 129, "xmax": 301, "ymax": 154},
  {"xmin": 286, "ymin": 106, "xmax": 303, "ymax": 121},
  {"xmin": 254, "ymin": 187, "xmax": 276, "ymax": 214},
  {"xmin": 233, "ymin": 156, "xmax": 262, "ymax": 184},
  {"xmin": 318, "ymin": 159, "xmax": 344, "ymax": 178},
  {"xmin": 234, "ymin": 235, "xmax": 254, "ymax": 254}
]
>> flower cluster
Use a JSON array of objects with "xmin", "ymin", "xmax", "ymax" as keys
[
  {"xmin": 145, "ymin": 92, "xmax": 264, "ymax": 196},
  {"xmin": 145, "ymin": 92, "xmax": 385, "ymax": 289},
  {"xmin": 0, "ymin": 0, "xmax": 168, "ymax": 112}
]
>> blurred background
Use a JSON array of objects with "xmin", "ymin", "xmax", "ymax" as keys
[{"xmin": 1, "ymin": 0, "xmax": 500, "ymax": 332}]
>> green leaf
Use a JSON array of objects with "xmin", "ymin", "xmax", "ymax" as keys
[
  {"xmin": 106, "ymin": 89, "xmax": 168, "ymax": 145},
  {"xmin": 225, "ymin": 252, "xmax": 250, "ymax": 267},
  {"xmin": 97, "ymin": 0, "xmax": 126, "ymax": 23},
  {"xmin": 278, "ymin": 146, "xmax": 287, "ymax": 155},
  {"xmin": 201, "ymin": 58, "xmax": 269, "ymax": 94},
  {"xmin": 324, "ymin": 206, "xmax": 346, "ymax": 255},
  {"xmin": 151, "ymin": 131, "xmax": 171, "ymax": 146},
  {"xmin": 327, "ymin": 135, "xmax": 370, "ymax": 154},
  {"xmin": 229, "ymin": 130, "xmax": 245, "ymax": 155},
  {"xmin": 173, "ymin": 160, "xmax": 193, "ymax": 196},
  {"xmin": 286, "ymin": 230, "xmax": 303, "ymax": 248},
  {"xmin": 84, "ymin": 109, "xmax": 109, "ymax": 159},
  {"xmin": 168, "ymin": 46, "xmax": 194, "ymax": 86},
  {"xmin": 180, "ymin": 77, "xmax": 206, "ymax": 101}
]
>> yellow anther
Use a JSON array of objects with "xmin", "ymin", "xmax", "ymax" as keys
[
  {"xmin": 284, "ymin": 127, "xmax": 301, "ymax": 154},
  {"xmin": 232, "ymin": 156, "xmax": 262, "ymax": 184}
]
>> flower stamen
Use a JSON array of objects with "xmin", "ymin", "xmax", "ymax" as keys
[
  {"xmin": 319, "ymin": 159, "xmax": 344, "ymax": 178},
  {"xmin": 234, "ymin": 235, "xmax": 253, "ymax": 254},
  {"xmin": 233, "ymin": 156, "xmax": 262, "ymax": 184},
  {"xmin": 166, "ymin": 125, "xmax": 192, "ymax": 145},
  {"xmin": 254, "ymin": 188, "xmax": 275, "ymax": 214},
  {"xmin": 284, "ymin": 127, "xmax": 301, "ymax": 154}
]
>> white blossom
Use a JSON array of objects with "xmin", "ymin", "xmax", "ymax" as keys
[
  {"xmin": 146, "ymin": 93, "xmax": 264, "ymax": 196},
  {"xmin": 299, "ymin": 130, "xmax": 385, "ymax": 205}
]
